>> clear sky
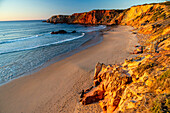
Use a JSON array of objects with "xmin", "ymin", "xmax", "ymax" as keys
[{"xmin": 0, "ymin": 0, "xmax": 167, "ymax": 21}]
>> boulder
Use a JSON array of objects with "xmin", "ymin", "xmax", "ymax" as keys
[
  {"xmin": 71, "ymin": 30, "xmax": 76, "ymax": 33},
  {"xmin": 80, "ymin": 87, "xmax": 105, "ymax": 105},
  {"xmin": 51, "ymin": 30, "xmax": 67, "ymax": 34}
]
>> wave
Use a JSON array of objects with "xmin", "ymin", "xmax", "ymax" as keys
[
  {"xmin": 0, "ymin": 25, "xmax": 106, "ymax": 44},
  {"xmin": 0, "ymin": 34, "xmax": 47, "ymax": 44},
  {"xmin": 0, "ymin": 33, "xmax": 85, "ymax": 55}
]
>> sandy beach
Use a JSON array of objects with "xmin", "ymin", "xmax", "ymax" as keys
[{"xmin": 0, "ymin": 26, "xmax": 138, "ymax": 113}]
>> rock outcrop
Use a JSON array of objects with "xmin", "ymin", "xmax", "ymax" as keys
[
  {"xmin": 80, "ymin": 51, "xmax": 170, "ymax": 112},
  {"xmin": 51, "ymin": 30, "xmax": 67, "ymax": 34},
  {"xmin": 51, "ymin": 30, "xmax": 77, "ymax": 34},
  {"xmin": 79, "ymin": 1, "xmax": 170, "ymax": 112},
  {"xmin": 47, "ymin": 1, "xmax": 170, "ymax": 112}
]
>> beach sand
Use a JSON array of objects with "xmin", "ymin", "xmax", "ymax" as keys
[{"xmin": 0, "ymin": 26, "xmax": 138, "ymax": 113}]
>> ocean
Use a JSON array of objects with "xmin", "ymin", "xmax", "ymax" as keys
[{"xmin": 0, "ymin": 20, "xmax": 106, "ymax": 85}]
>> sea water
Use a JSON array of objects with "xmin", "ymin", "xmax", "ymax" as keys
[{"xmin": 0, "ymin": 20, "xmax": 106, "ymax": 85}]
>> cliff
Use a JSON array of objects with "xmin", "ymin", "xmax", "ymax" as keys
[
  {"xmin": 80, "ymin": 51, "xmax": 169, "ymax": 113},
  {"xmin": 46, "ymin": 2, "xmax": 169, "ymax": 26},
  {"xmin": 46, "ymin": 9, "xmax": 124, "ymax": 25},
  {"xmin": 47, "ymin": 1, "xmax": 170, "ymax": 112}
]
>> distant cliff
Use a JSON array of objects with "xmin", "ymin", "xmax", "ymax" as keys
[
  {"xmin": 46, "ymin": 9, "xmax": 124, "ymax": 25},
  {"xmin": 47, "ymin": 1, "xmax": 170, "ymax": 113},
  {"xmin": 46, "ymin": 2, "xmax": 169, "ymax": 26}
]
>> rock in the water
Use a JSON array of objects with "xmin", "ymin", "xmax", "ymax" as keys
[
  {"xmin": 71, "ymin": 30, "xmax": 76, "ymax": 33},
  {"xmin": 51, "ymin": 30, "xmax": 67, "ymax": 34}
]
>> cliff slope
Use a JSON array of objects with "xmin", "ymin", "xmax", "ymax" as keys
[{"xmin": 47, "ymin": 1, "xmax": 170, "ymax": 113}]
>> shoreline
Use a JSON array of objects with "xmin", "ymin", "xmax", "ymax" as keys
[
  {"xmin": 0, "ymin": 27, "xmax": 106, "ymax": 86},
  {"xmin": 0, "ymin": 25, "xmax": 138, "ymax": 113}
]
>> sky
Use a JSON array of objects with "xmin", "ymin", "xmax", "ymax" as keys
[{"xmin": 0, "ymin": 0, "xmax": 167, "ymax": 21}]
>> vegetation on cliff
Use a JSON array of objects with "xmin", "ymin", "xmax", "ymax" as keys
[{"xmin": 47, "ymin": 1, "xmax": 170, "ymax": 112}]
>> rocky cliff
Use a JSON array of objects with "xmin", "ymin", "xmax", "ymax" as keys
[
  {"xmin": 46, "ymin": 2, "xmax": 169, "ymax": 26},
  {"xmin": 47, "ymin": 1, "xmax": 170, "ymax": 112},
  {"xmin": 46, "ymin": 9, "xmax": 124, "ymax": 25}
]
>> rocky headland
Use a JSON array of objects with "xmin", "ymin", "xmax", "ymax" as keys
[{"xmin": 47, "ymin": 1, "xmax": 170, "ymax": 112}]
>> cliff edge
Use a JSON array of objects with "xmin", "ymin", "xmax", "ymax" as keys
[{"xmin": 47, "ymin": 1, "xmax": 170, "ymax": 113}]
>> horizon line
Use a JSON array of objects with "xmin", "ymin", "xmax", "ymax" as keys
[
  {"xmin": 0, "ymin": 19, "xmax": 46, "ymax": 22},
  {"xmin": 0, "ymin": 1, "xmax": 167, "ymax": 21}
]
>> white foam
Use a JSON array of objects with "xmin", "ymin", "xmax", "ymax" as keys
[{"xmin": 0, "ymin": 33, "xmax": 85, "ymax": 55}]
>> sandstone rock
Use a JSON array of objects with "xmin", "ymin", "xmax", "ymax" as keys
[
  {"xmin": 94, "ymin": 79, "xmax": 100, "ymax": 87},
  {"xmin": 84, "ymin": 86, "xmax": 93, "ymax": 92},
  {"xmin": 80, "ymin": 87, "xmax": 105, "ymax": 105},
  {"xmin": 80, "ymin": 48, "xmax": 169, "ymax": 112},
  {"xmin": 94, "ymin": 62, "xmax": 102, "ymax": 80}
]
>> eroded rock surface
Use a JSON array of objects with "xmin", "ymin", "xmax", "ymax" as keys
[{"xmin": 80, "ymin": 51, "xmax": 170, "ymax": 112}]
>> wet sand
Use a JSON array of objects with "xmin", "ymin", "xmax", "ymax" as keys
[{"xmin": 0, "ymin": 26, "xmax": 138, "ymax": 113}]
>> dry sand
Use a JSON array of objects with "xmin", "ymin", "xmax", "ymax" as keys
[{"xmin": 0, "ymin": 26, "xmax": 138, "ymax": 113}]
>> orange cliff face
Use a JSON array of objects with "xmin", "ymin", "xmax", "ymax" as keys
[
  {"xmin": 47, "ymin": 9, "xmax": 124, "ymax": 25},
  {"xmin": 47, "ymin": 1, "xmax": 169, "ymax": 27}
]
